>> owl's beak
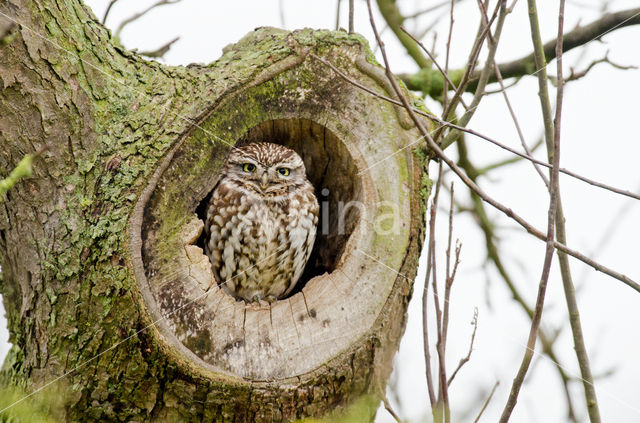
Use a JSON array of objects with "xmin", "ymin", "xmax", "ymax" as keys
[{"xmin": 260, "ymin": 171, "xmax": 269, "ymax": 189}]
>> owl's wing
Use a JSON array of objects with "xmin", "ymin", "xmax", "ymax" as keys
[{"xmin": 282, "ymin": 200, "xmax": 319, "ymax": 297}]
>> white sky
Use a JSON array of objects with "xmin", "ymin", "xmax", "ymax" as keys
[{"xmin": 2, "ymin": 0, "xmax": 639, "ymax": 421}]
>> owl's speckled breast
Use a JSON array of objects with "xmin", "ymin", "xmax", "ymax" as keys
[{"xmin": 204, "ymin": 143, "xmax": 319, "ymax": 302}]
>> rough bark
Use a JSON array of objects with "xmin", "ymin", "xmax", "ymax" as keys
[{"xmin": 0, "ymin": 1, "xmax": 428, "ymax": 421}]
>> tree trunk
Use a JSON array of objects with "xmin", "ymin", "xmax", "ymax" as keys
[{"xmin": 0, "ymin": 1, "xmax": 429, "ymax": 421}]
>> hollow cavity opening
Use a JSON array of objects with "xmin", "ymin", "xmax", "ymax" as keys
[{"xmin": 195, "ymin": 118, "xmax": 362, "ymax": 298}]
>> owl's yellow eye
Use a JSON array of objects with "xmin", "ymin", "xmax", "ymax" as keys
[
  {"xmin": 242, "ymin": 163, "xmax": 256, "ymax": 172},
  {"xmin": 277, "ymin": 167, "xmax": 290, "ymax": 176}
]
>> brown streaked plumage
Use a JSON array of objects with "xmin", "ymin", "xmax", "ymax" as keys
[{"xmin": 204, "ymin": 142, "xmax": 319, "ymax": 302}]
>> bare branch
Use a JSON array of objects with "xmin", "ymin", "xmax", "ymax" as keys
[
  {"xmin": 381, "ymin": 395, "xmax": 403, "ymax": 423},
  {"xmin": 399, "ymin": 8, "xmax": 640, "ymax": 96},
  {"xmin": 423, "ymin": 165, "xmax": 443, "ymax": 409},
  {"xmin": 492, "ymin": 7, "xmax": 640, "ymax": 82},
  {"xmin": 439, "ymin": 2, "xmax": 506, "ymax": 149},
  {"xmin": 441, "ymin": 0, "xmax": 456, "ymax": 113},
  {"xmin": 499, "ymin": 0, "xmax": 563, "ymax": 417},
  {"xmin": 311, "ymin": 52, "xmax": 640, "ymax": 290},
  {"xmin": 555, "ymin": 51, "xmax": 637, "ymax": 83},
  {"xmin": 405, "ymin": 1, "xmax": 458, "ymax": 20},
  {"xmin": 400, "ymin": 27, "xmax": 468, "ymax": 110},
  {"xmin": 375, "ymin": 0, "xmax": 430, "ymax": 68},
  {"xmin": 114, "ymin": 0, "xmax": 183, "ymax": 40},
  {"xmin": 138, "ymin": 36, "xmax": 179, "ymax": 59},
  {"xmin": 473, "ymin": 381, "xmax": 499, "ymax": 423},
  {"xmin": 429, "ymin": 194, "xmax": 446, "ymax": 419},
  {"xmin": 448, "ymin": 306, "xmax": 477, "ymax": 386},
  {"xmin": 490, "ymin": 47, "xmax": 549, "ymax": 187},
  {"xmin": 311, "ymin": 53, "xmax": 640, "ymax": 203},
  {"xmin": 456, "ymin": 140, "xmax": 579, "ymax": 423},
  {"xmin": 102, "ymin": 0, "xmax": 120, "ymax": 25},
  {"xmin": 376, "ymin": 380, "xmax": 403, "ymax": 423},
  {"xmin": 552, "ymin": 3, "xmax": 602, "ymax": 420},
  {"xmin": 437, "ymin": 182, "xmax": 459, "ymax": 422}
]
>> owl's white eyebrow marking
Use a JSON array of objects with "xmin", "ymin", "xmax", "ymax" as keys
[{"xmin": 230, "ymin": 155, "xmax": 267, "ymax": 168}]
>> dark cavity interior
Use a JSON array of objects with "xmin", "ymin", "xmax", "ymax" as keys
[{"xmin": 196, "ymin": 118, "xmax": 362, "ymax": 297}]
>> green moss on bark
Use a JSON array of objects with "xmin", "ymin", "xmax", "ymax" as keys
[{"xmin": 0, "ymin": 2, "xmax": 428, "ymax": 421}]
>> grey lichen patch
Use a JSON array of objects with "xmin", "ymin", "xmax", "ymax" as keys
[
  {"xmin": 216, "ymin": 336, "xmax": 283, "ymax": 379},
  {"xmin": 158, "ymin": 282, "xmax": 214, "ymax": 346}
]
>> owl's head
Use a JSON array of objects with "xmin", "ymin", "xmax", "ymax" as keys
[{"xmin": 223, "ymin": 142, "xmax": 309, "ymax": 196}]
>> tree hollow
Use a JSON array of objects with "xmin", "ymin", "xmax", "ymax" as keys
[
  {"xmin": 1, "ymin": 12, "xmax": 428, "ymax": 419},
  {"xmin": 124, "ymin": 27, "xmax": 423, "ymax": 418}
]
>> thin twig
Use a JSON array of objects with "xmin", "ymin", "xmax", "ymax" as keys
[
  {"xmin": 486, "ymin": 7, "xmax": 640, "ymax": 82},
  {"xmin": 430, "ymin": 200, "xmax": 446, "ymax": 420},
  {"xmin": 400, "ymin": 27, "xmax": 468, "ymax": 110},
  {"xmin": 399, "ymin": 8, "xmax": 640, "ymax": 95},
  {"xmin": 456, "ymin": 139, "xmax": 579, "ymax": 423},
  {"xmin": 423, "ymin": 164, "xmax": 442, "ymax": 408},
  {"xmin": 375, "ymin": 0, "xmax": 430, "ymax": 68},
  {"xmin": 558, "ymin": 51, "xmax": 637, "ymax": 82},
  {"xmin": 447, "ymin": 289, "xmax": 474, "ymax": 386},
  {"xmin": 436, "ymin": 0, "xmax": 501, "ymax": 139},
  {"xmin": 473, "ymin": 381, "xmax": 500, "ymax": 423},
  {"xmin": 476, "ymin": 137, "xmax": 543, "ymax": 174},
  {"xmin": 114, "ymin": 0, "xmax": 183, "ymax": 40},
  {"xmin": 310, "ymin": 52, "xmax": 640, "ymax": 202},
  {"xmin": 552, "ymin": 1, "xmax": 602, "ymax": 421},
  {"xmin": 442, "ymin": 0, "xmax": 455, "ymax": 113},
  {"xmin": 138, "ymin": 36, "xmax": 179, "ymax": 58},
  {"xmin": 405, "ymin": 0, "xmax": 455, "ymax": 20},
  {"xmin": 381, "ymin": 394, "xmax": 403, "ymax": 423},
  {"xmin": 439, "ymin": 1, "xmax": 505, "ymax": 148},
  {"xmin": 498, "ymin": 0, "xmax": 561, "ymax": 418},
  {"xmin": 102, "ymin": 0, "xmax": 120, "ymax": 25},
  {"xmin": 349, "ymin": 0, "xmax": 354, "ymax": 33},
  {"xmin": 484, "ymin": 11, "xmax": 550, "ymax": 187},
  {"xmin": 309, "ymin": 54, "xmax": 640, "ymax": 289},
  {"xmin": 445, "ymin": 182, "xmax": 455, "ymax": 284},
  {"xmin": 437, "ymin": 183, "xmax": 458, "ymax": 423},
  {"xmin": 376, "ymin": 377, "xmax": 403, "ymax": 423}
]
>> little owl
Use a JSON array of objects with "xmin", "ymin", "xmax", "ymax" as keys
[{"xmin": 204, "ymin": 142, "xmax": 319, "ymax": 303}]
